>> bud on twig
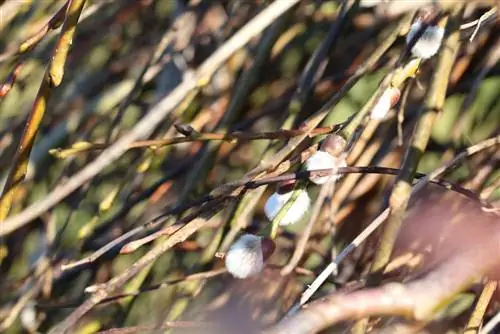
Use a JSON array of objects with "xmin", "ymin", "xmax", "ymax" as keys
[
  {"xmin": 20, "ymin": 301, "xmax": 38, "ymax": 333},
  {"xmin": 406, "ymin": 20, "xmax": 445, "ymax": 59},
  {"xmin": 370, "ymin": 87, "xmax": 401, "ymax": 120},
  {"xmin": 174, "ymin": 123, "xmax": 196, "ymax": 136},
  {"xmin": 305, "ymin": 135, "xmax": 347, "ymax": 184},
  {"xmin": 264, "ymin": 185, "xmax": 311, "ymax": 226},
  {"xmin": 224, "ymin": 234, "xmax": 275, "ymax": 279}
]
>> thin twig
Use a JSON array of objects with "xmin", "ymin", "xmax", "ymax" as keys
[
  {"xmin": 0, "ymin": 1, "xmax": 68, "ymax": 64},
  {"xmin": 50, "ymin": 126, "xmax": 338, "ymax": 159},
  {"xmin": 466, "ymin": 6, "xmax": 497, "ymax": 42},
  {"xmin": 60, "ymin": 196, "xmax": 228, "ymax": 272},
  {"xmin": 0, "ymin": 62, "xmax": 23, "ymax": 98},
  {"xmin": 60, "ymin": 163, "xmax": 494, "ymax": 273}
]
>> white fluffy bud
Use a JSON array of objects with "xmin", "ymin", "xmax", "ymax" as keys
[
  {"xmin": 406, "ymin": 20, "xmax": 445, "ymax": 59},
  {"xmin": 225, "ymin": 234, "xmax": 274, "ymax": 279},
  {"xmin": 370, "ymin": 87, "xmax": 401, "ymax": 120},
  {"xmin": 305, "ymin": 151, "xmax": 347, "ymax": 184},
  {"xmin": 20, "ymin": 301, "xmax": 37, "ymax": 332},
  {"xmin": 264, "ymin": 189, "xmax": 310, "ymax": 226}
]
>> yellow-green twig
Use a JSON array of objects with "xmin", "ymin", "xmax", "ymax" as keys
[
  {"xmin": 0, "ymin": 0, "xmax": 87, "ymax": 222},
  {"xmin": 371, "ymin": 12, "xmax": 462, "ymax": 274}
]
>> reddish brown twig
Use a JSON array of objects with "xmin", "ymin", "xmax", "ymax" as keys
[{"xmin": 0, "ymin": 63, "xmax": 23, "ymax": 98}]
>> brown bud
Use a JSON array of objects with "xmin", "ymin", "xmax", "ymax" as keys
[
  {"xmin": 261, "ymin": 237, "xmax": 276, "ymax": 261},
  {"xmin": 174, "ymin": 123, "xmax": 195, "ymax": 136},
  {"xmin": 276, "ymin": 179, "xmax": 296, "ymax": 194},
  {"xmin": 320, "ymin": 134, "xmax": 347, "ymax": 157}
]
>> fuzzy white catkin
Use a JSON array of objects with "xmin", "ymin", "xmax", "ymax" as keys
[
  {"xmin": 406, "ymin": 20, "xmax": 445, "ymax": 59},
  {"xmin": 305, "ymin": 151, "xmax": 347, "ymax": 184},
  {"xmin": 370, "ymin": 88, "xmax": 397, "ymax": 120},
  {"xmin": 264, "ymin": 189, "xmax": 310, "ymax": 226},
  {"xmin": 225, "ymin": 234, "xmax": 264, "ymax": 279},
  {"xmin": 21, "ymin": 302, "xmax": 37, "ymax": 332}
]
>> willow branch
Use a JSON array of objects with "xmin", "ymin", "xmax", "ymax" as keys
[
  {"xmin": 60, "ymin": 163, "xmax": 493, "ymax": 273},
  {"xmin": 370, "ymin": 12, "xmax": 462, "ymax": 274},
  {"xmin": 268, "ymin": 237, "xmax": 500, "ymax": 334},
  {"xmin": 288, "ymin": 134, "xmax": 500, "ymax": 313},
  {"xmin": 50, "ymin": 125, "xmax": 339, "ymax": 159}
]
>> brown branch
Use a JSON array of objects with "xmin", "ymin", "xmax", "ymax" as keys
[
  {"xmin": 94, "ymin": 321, "xmax": 217, "ymax": 334},
  {"xmin": 60, "ymin": 164, "xmax": 492, "ymax": 274},
  {"xmin": 48, "ymin": 212, "xmax": 219, "ymax": 333},
  {"xmin": 267, "ymin": 283, "xmax": 414, "ymax": 334},
  {"xmin": 49, "ymin": 126, "xmax": 339, "ymax": 159},
  {"xmin": 0, "ymin": 0, "xmax": 113, "ymax": 63},
  {"xmin": 267, "ymin": 237, "xmax": 500, "ymax": 334}
]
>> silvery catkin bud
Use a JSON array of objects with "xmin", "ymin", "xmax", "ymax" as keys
[
  {"xmin": 264, "ymin": 185, "xmax": 311, "ymax": 226},
  {"xmin": 225, "ymin": 234, "xmax": 275, "ymax": 279},
  {"xmin": 20, "ymin": 301, "xmax": 37, "ymax": 333},
  {"xmin": 370, "ymin": 87, "xmax": 401, "ymax": 120},
  {"xmin": 305, "ymin": 134, "xmax": 348, "ymax": 184},
  {"xmin": 406, "ymin": 20, "xmax": 445, "ymax": 59}
]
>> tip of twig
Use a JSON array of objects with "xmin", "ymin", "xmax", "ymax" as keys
[
  {"xmin": 84, "ymin": 283, "xmax": 103, "ymax": 294},
  {"xmin": 119, "ymin": 243, "xmax": 139, "ymax": 254},
  {"xmin": 49, "ymin": 141, "xmax": 94, "ymax": 159},
  {"xmin": 174, "ymin": 123, "xmax": 196, "ymax": 136}
]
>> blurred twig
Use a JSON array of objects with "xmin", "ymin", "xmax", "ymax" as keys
[
  {"xmin": 464, "ymin": 281, "xmax": 498, "ymax": 334},
  {"xmin": 268, "ymin": 245, "xmax": 500, "ymax": 334},
  {"xmin": 50, "ymin": 125, "xmax": 339, "ymax": 159}
]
